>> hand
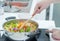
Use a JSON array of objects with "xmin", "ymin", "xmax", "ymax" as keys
[
  {"xmin": 32, "ymin": 0, "xmax": 52, "ymax": 16},
  {"xmin": 46, "ymin": 29, "xmax": 60, "ymax": 41}
]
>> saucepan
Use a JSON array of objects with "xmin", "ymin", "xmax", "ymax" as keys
[{"xmin": 1, "ymin": 17, "xmax": 41, "ymax": 40}]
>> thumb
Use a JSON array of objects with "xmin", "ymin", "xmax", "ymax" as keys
[
  {"xmin": 46, "ymin": 30, "xmax": 53, "ymax": 33},
  {"xmin": 32, "ymin": 7, "xmax": 41, "ymax": 16},
  {"xmin": 32, "ymin": 10, "xmax": 38, "ymax": 16}
]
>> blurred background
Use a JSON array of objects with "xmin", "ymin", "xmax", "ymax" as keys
[
  {"xmin": 0, "ymin": 0, "xmax": 60, "ymax": 27},
  {"xmin": 4, "ymin": 0, "xmax": 32, "ymax": 13}
]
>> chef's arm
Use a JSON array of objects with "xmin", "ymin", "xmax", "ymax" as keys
[
  {"xmin": 32, "ymin": 0, "xmax": 60, "ymax": 16},
  {"xmin": 46, "ymin": 29, "xmax": 60, "ymax": 40}
]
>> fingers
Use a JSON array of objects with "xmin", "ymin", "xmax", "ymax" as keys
[
  {"xmin": 46, "ymin": 29, "xmax": 60, "ymax": 40},
  {"xmin": 45, "ymin": 30, "xmax": 53, "ymax": 33},
  {"xmin": 32, "ymin": 3, "xmax": 45, "ymax": 16},
  {"xmin": 32, "ymin": 9, "xmax": 38, "ymax": 16},
  {"xmin": 45, "ymin": 29, "xmax": 60, "ymax": 33},
  {"xmin": 36, "ymin": 7, "xmax": 44, "ymax": 13},
  {"xmin": 52, "ymin": 32, "xmax": 60, "ymax": 40},
  {"xmin": 32, "ymin": 7, "xmax": 42, "ymax": 16},
  {"xmin": 32, "ymin": 3, "xmax": 41, "ymax": 16},
  {"xmin": 32, "ymin": 0, "xmax": 51, "ymax": 16}
]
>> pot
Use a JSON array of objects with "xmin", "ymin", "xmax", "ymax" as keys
[{"xmin": 1, "ymin": 17, "xmax": 41, "ymax": 41}]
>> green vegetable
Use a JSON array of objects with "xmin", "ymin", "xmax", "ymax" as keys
[
  {"xmin": 4, "ymin": 20, "xmax": 37, "ymax": 32},
  {"xmin": 11, "ymin": 23, "xmax": 17, "ymax": 27},
  {"xmin": 19, "ymin": 29, "xmax": 25, "ymax": 32},
  {"xmin": 11, "ymin": 30, "xmax": 14, "ymax": 32},
  {"xmin": 5, "ymin": 24, "xmax": 10, "ymax": 27},
  {"xmin": 26, "ymin": 26, "xmax": 31, "ymax": 32},
  {"xmin": 34, "ymin": 26, "xmax": 37, "ymax": 29},
  {"xmin": 5, "ymin": 27, "xmax": 9, "ymax": 31}
]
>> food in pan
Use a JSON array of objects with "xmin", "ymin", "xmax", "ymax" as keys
[{"xmin": 4, "ymin": 20, "xmax": 37, "ymax": 32}]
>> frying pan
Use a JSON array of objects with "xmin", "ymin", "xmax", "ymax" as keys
[{"xmin": 1, "ymin": 17, "xmax": 41, "ymax": 40}]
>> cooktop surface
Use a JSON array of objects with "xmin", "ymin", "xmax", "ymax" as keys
[{"xmin": 0, "ymin": 29, "xmax": 50, "ymax": 41}]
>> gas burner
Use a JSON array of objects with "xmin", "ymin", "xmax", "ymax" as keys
[{"xmin": 0, "ymin": 29, "xmax": 50, "ymax": 41}]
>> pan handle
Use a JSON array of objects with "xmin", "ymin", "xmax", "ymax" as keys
[
  {"xmin": 5, "ymin": 16, "xmax": 16, "ymax": 21},
  {"xmin": 4, "ymin": 31, "xmax": 14, "ymax": 37},
  {"xmin": 0, "ymin": 30, "xmax": 5, "ymax": 37}
]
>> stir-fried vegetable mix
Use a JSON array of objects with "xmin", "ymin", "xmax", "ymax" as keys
[{"xmin": 4, "ymin": 20, "xmax": 37, "ymax": 32}]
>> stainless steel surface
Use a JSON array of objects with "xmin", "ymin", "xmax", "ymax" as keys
[
  {"xmin": 0, "ymin": 29, "xmax": 50, "ymax": 41},
  {"xmin": 2, "ymin": 19, "xmax": 39, "ymax": 40}
]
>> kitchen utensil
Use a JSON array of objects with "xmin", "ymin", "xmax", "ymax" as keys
[
  {"xmin": 18, "ymin": 7, "xmax": 40, "ymax": 30},
  {"xmin": 1, "ymin": 16, "xmax": 41, "ymax": 40},
  {"xmin": 18, "ymin": 16, "xmax": 34, "ymax": 30}
]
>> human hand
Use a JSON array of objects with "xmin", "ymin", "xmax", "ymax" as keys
[
  {"xmin": 32, "ymin": 0, "xmax": 52, "ymax": 16},
  {"xmin": 46, "ymin": 29, "xmax": 60, "ymax": 41}
]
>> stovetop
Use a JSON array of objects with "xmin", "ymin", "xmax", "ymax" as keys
[{"xmin": 0, "ymin": 29, "xmax": 50, "ymax": 41}]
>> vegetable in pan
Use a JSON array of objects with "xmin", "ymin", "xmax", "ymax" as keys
[{"xmin": 4, "ymin": 20, "xmax": 37, "ymax": 32}]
